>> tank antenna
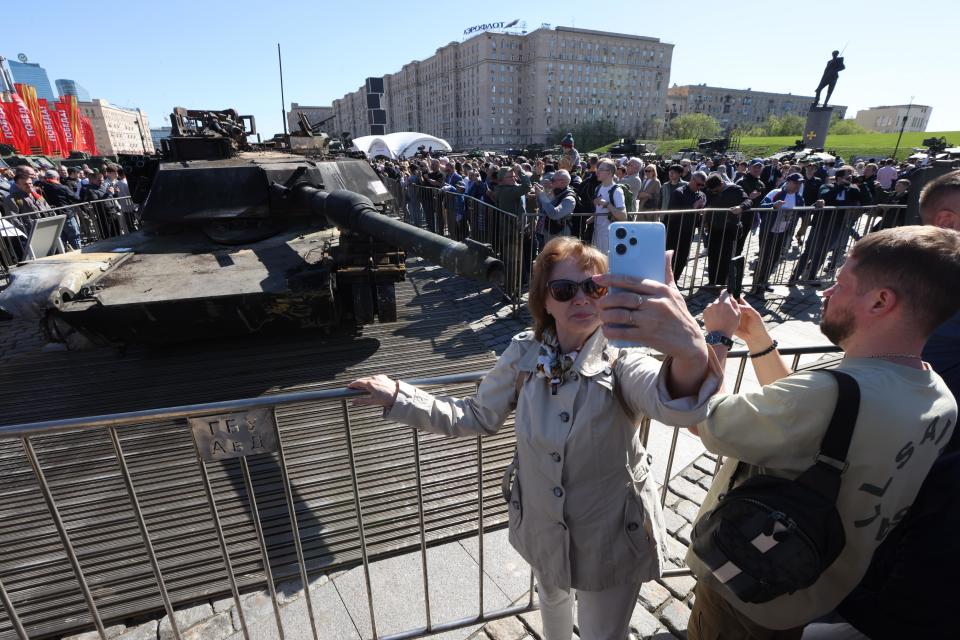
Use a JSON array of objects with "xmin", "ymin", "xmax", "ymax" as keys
[{"xmin": 278, "ymin": 43, "xmax": 288, "ymax": 137}]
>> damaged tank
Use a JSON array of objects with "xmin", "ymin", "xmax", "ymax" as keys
[{"xmin": 0, "ymin": 107, "xmax": 503, "ymax": 347}]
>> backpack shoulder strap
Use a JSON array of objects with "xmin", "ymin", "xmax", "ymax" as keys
[{"xmin": 818, "ymin": 370, "xmax": 861, "ymax": 468}]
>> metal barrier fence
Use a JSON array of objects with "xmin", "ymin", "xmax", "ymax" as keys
[
  {"xmin": 0, "ymin": 344, "xmax": 840, "ymax": 640},
  {"xmin": 0, "ymin": 197, "xmax": 136, "ymax": 273},
  {"xmin": 382, "ymin": 177, "xmax": 906, "ymax": 307}
]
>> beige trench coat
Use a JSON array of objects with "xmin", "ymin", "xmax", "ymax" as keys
[{"xmin": 387, "ymin": 329, "xmax": 720, "ymax": 590}]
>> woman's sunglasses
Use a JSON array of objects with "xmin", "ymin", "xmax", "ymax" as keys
[{"xmin": 547, "ymin": 278, "xmax": 607, "ymax": 302}]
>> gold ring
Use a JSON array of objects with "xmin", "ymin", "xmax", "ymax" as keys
[{"xmin": 636, "ymin": 294, "xmax": 645, "ymax": 308}]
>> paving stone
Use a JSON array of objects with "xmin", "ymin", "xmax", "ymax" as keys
[
  {"xmin": 660, "ymin": 574, "xmax": 698, "ymax": 601},
  {"xmin": 518, "ymin": 611, "xmax": 544, "ymax": 639},
  {"xmin": 668, "ymin": 477, "xmax": 708, "ymax": 504},
  {"xmin": 664, "ymin": 535, "xmax": 689, "ymax": 566},
  {"xmin": 63, "ymin": 624, "xmax": 126, "ymax": 640},
  {"xmin": 663, "ymin": 508, "xmax": 686, "ymax": 535},
  {"xmin": 676, "ymin": 524, "xmax": 693, "ymax": 547},
  {"xmin": 675, "ymin": 500, "xmax": 701, "ymax": 524},
  {"xmin": 116, "ymin": 620, "xmax": 158, "ymax": 640},
  {"xmin": 212, "ymin": 596, "xmax": 235, "ymax": 614},
  {"xmin": 680, "ymin": 468, "xmax": 704, "ymax": 484},
  {"xmin": 662, "ymin": 490, "xmax": 682, "ymax": 509},
  {"xmin": 659, "ymin": 599, "xmax": 691, "ymax": 638},
  {"xmin": 692, "ymin": 458, "xmax": 716, "ymax": 476},
  {"xmin": 696, "ymin": 475, "xmax": 715, "ymax": 491},
  {"xmin": 638, "ymin": 580, "xmax": 671, "ymax": 610},
  {"xmin": 628, "ymin": 604, "xmax": 663, "ymax": 638},
  {"xmin": 484, "ymin": 615, "xmax": 528, "ymax": 640},
  {"xmin": 179, "ymin": 612, "xmax": 233, "ymax": 640},
  {"xmin": 159, "ymin": 602, "xmax": 213, "ymax": 640},
  {"xmin": 231, "ymin": 590, "xmax": 276, "ymax": 631}
]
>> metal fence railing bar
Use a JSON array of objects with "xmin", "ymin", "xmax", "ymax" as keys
[
  {"xmin": 0, "ymin": 345, "xmax": 841, "ymax": 640},
  {"xmin": 381, "ymin": 178, "xmax": 906, "ymax": 311}
]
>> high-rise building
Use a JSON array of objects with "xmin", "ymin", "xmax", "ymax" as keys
[
  {"xmin": 55, "ymin": 79, "xmax": 91, "ymax": 102},
  {"xmin": 79, "ymin": 99, "xmax": 154, "ymax": 155},
  {"xmin": 666, "ymin": 84, "xmax": 847, "ymax": 132},
  {"xmin": 7, "ymin": 59, "xmax": 57, "ymax": 102},
  {"xmin": 332, "ymin": 26, "xmax": 673, "ymax": 150},
  {"xmin": 854, "ymin": 105, "xmax": 931, "ymax": 134}
]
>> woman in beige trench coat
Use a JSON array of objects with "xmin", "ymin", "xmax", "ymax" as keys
[{"xmin": 351, "ymin": 237, "xmax": 721, "ymax": 640}]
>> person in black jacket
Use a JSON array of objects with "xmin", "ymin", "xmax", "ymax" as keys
[
  {"xmin": 39, "ymin": 170, "xmax": 83, "ymax": 249},
  {"xmin": 703, "ymin": 175, "xmax": 752, "ymax": 287},
  {"xmin": 791, "ymin": 168, "xmax": 868, "ymax": 283},
  {"xmin": 664, "ymin": 171, "xmax": 707, "ymax": 283}
]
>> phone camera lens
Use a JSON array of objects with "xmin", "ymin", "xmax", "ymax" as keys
[
  {"xmin": 629, "ymin": 237, "xmax": 637, "ymax": 245},
  {"xmin": 615, "ymin": 228, "xmax": 627, "ymax": 239},
  {"xmin": 615, "ymin": 244, "xmax": 627, "ymax": 255}
]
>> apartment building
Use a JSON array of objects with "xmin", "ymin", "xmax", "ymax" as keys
[
  {"xmin": 666, "ymin": 84, "xmax": 847, "ymax": 132},
  {"xmin": 331, "ymin": 26, "xmax": 673, "ymax": 150},
  {"xmin": 79, "ymin": 99, "xmax": 154, "ymax": 155},
  {"xmin": 854, "ymin": 104, "xmax": 931, "ymax": 134}
]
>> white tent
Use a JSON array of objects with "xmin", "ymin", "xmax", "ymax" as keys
[{"xmin": 351, "ymin": 132, "xmax": 452, "ymax": 159}]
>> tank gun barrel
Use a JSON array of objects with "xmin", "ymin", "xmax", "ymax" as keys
[{"xmin": 280, "ymin": 183, "xmax": 505, "ymax": 285}]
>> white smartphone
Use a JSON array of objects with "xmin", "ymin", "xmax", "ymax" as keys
[{"xmin": 607, "ymin": 221, "xmax": 666, "ymax": 349}]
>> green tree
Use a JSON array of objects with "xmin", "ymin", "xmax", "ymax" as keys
[
  {"xmin": 766, "ymin": 114, "xmax": 805, "ymax": 137},
  {"xmin": 550, "ymin": 119, "xmax": 621, "ymax": 153},
  {"xmin": 829, "ymin": 118, "xmax": 873, "ymax": 135},
  {"xmin": 667, "ymin": 114, "xmax": 720, "ymax": 140}
]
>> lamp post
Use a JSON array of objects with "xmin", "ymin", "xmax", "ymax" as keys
[{"xmin": 892, "ymin": 96, "xmax": 914, "ymax": 161}]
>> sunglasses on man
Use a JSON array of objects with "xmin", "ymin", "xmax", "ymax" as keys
[{"xmin": 547, "ymin": 278, "xmax": 608, "ymax": 302}]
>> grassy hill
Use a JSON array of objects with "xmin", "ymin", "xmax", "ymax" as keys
[{"xmin": 595, "ymin": 131, "xmax": 959, "ymax": 161}]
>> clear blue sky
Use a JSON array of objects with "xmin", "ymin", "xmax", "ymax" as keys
[{"xmin": 4, "ymin": 0, "xmax": 957, "ymax": 138}]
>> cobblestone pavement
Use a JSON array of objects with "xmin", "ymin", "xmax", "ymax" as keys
[{"xmin": 40, "ymin": 260, "xmax": 828, "ymax": 640}]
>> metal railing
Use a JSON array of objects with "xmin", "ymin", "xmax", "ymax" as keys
[
  {"xmin": 0, "ymin": 344, "xmax": 841, "ymax": 640},
  {"xmin": 0, "ymin": 197, "xmax": 136, "ymax": 273},
  {"xmin": 382, "ymin": 177, "xmax": 907, "ymax": 310}
]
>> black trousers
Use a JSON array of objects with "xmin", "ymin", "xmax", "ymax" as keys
[
  {"xmin": 665, "ymin": 214, "xmax": 697, "ymax": 282},
  {"xmin": 706, "ymin": 224, "xmax": 740, "ymax": 286},
  {"xmin": 754, "ymin": 231, "xmax": 789, "ymax": 287}
]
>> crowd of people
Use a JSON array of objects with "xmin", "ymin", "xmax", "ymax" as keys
[
  {"xmin": 0, "ymin": 162, "xmax": 135, "ymax": 262},
  {"xmin": 373, "ymin": 137, "xmax": 918, "ymax": 296},
  {"xmin": 352, "ymin": 169, "xmax": 960, "ymax": 639}
]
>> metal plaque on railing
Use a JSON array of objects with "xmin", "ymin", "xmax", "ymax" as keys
[{"xmin": 188, "ymin": 408, "xmax": 279, "ymax": 461}]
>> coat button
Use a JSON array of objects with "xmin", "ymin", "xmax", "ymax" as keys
[
  {"xmin": 511, "ymin": 500, "xmax": 520, "ymax": 509},
  {"xmin": 627, "ymin": 522, "xmax": 639, "ymax": 532},
  {"xmin": 551, "ymin": 452, "xmax": 561, "ymax": 463},
  {"xmin": 559, "ymin": 412, "xmax": 570, "ymax": 423},
  {"xmin": 553, "ymin": 487, "xmax": 564, "ymax": 498}
]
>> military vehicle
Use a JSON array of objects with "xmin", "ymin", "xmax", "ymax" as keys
[{"xmin": 0, "ymin": 107, "xmax": 503, "ymax": 348}]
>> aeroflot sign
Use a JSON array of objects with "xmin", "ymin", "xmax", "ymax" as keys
[{"xmin": 464, "ymin": 19, "xmax": 520, "ymax": 35}]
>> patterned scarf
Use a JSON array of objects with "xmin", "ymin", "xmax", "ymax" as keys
[{"xmin": 536, "ymin": 329, "xmax": 580, "ymax": 395}]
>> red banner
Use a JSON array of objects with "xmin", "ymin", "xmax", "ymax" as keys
[
  {"xmin": 8, "ymin": 93, "xmax": 43, "ymax": 153},
  {"xmin": 52, "ymin": 101, "xmax": 77, "ymax": 152},
  {"xmin": 56, "ymin": 94, "xmax": 91, "ymax": 154},
  {"xmin": 0, "ymin": 101, "xmax": 28, "ymax": 153},
  {"xmin": 80, "ymin": 116, "xmax": 98, "ymax": 155},
  {"xmin": 37, "ymin": 99, "xmax": 67, "ymax": 157}
]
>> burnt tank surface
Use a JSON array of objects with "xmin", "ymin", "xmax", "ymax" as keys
[{"xmin": 0, "ymin": 107, "xmax": 503, "ymax": 348}]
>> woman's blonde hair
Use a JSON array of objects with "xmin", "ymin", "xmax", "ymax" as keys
[{"xmin": 528, "ymin": 236, "xmax": 608, "ymax": 341}]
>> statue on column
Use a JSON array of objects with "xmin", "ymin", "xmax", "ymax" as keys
[{"xmin": 813, "ymin": 50, "xmax": 845, "ymax": 107}]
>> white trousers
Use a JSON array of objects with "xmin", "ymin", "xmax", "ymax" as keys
[{"xmin": 536, "ymin": 575, "xmax": 642, "ymax": 640}]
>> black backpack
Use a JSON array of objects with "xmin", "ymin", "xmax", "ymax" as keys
[
  {"xmin": 546, "ymin": 187, "xmax": 577, "ymax": 234},
  {"xmin": 568, "ymin": 183, "xmax": 592, "ymax": 240},
  {"xmin": 691, "ymin": 370, "xmax": 860, "ymax": 604}
]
